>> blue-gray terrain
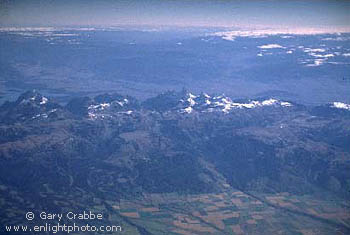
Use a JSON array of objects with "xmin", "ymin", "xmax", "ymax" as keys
[
  {"xmin": 0, "ymin": 27, "xmax": 350, "ymax": 234},
  {"xmin": 0, "ymin": 27, "xmax": 349, "ymax": 105}
]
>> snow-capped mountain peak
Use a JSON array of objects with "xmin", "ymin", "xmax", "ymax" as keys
[{"xmin": 178, "ymin": 92, "xmax": 293, "ymax": 114}]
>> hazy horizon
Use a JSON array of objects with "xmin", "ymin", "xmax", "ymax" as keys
[{"xmin": 1, "ymin": 0, "xmax": 350, "ymax": 32}]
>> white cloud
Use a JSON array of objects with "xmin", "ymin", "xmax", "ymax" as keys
[
  {"xmin": 322, "ymin": 37, "xmax": 350, "ymax": 41},
  {"xmin": 305, "ymin": 59, "xmax": 326, "ymax": 67},
  {"xmin": 212, "ymin": 28, "xmax": 350, "ymax": 41},
  {"xmin": 332, "ymin": 102, "xmax": 350, "ymax": 110},
  {"xmin": 258, "ymin": 44, "xmax": 285, "ymax": 49},
  {"xmin": 309, "ymin": 53, "xmax": 334, "ymax": 58},
  {"xmin": 303, "ymin": 48, "xmax": 326, "ymax": 53},
  {"xmin": 281, "ymin": 35, "xmax": 293, "ymax": 39}
]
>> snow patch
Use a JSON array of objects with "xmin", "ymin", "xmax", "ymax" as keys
[
  {"xmin": 187, "ymin": 97, "xmax": 196, "ymax": 106},
  {"xmin": 187, "ymin": 93, "xmax": 197, "ymax": 106},
  {"xmin": 40, "ymin": 97, "xmax": 48, "ymax": 105},
  {"xmin": 281, "ymin": 102, "xmax": 292, "ymax": 107},
  {"xmin": 188, "ymin": 93, "xmax": 197, "ymax": 99},
  {"xmin": 262, "ymin": 99, "xmax": 278, "ymax": 106},
  {"xmin": 88, "ymin": 103, "xmax": 110, "ymax": 110},
  {"xmin": 203, "ymin": 93, "xmax": 210, "ymax": 98},
  {"xmin": 183, "ymin": 106, "xmax": 193, "ymax": 113},
  {"xmin": 119, "ymin": 110, "xmax": 133, "ymax": 115}
]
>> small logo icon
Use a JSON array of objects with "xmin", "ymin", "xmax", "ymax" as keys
[{"xmin": 26, "ymin": 212, "xmax": 35, "ymax": 221}]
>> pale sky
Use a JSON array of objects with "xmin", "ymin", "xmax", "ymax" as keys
[{"xmin": 1, "ymin": 0, "xmax": 349, "ymax": 31}]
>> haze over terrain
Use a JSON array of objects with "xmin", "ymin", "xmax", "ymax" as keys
[
  {"xmin": 0, "ymin": 1, "xmax": 350, "ymax": 234},
  {"xmin": 1, "ymin": 0, "xmax": 350, "ymax": 30},
  {"xmin": 1, "ymin": 1, "xmax": 350, "ymax": 105}
]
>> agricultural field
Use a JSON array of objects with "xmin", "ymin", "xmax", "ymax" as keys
[{"xmin": 105, "ymin": 190, "xmax": 350, "ymax": 234}]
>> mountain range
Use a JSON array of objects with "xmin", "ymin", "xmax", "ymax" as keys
[{"xmin": 1, "ymin": 90, "xmax": 350, "ymax": 234}]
